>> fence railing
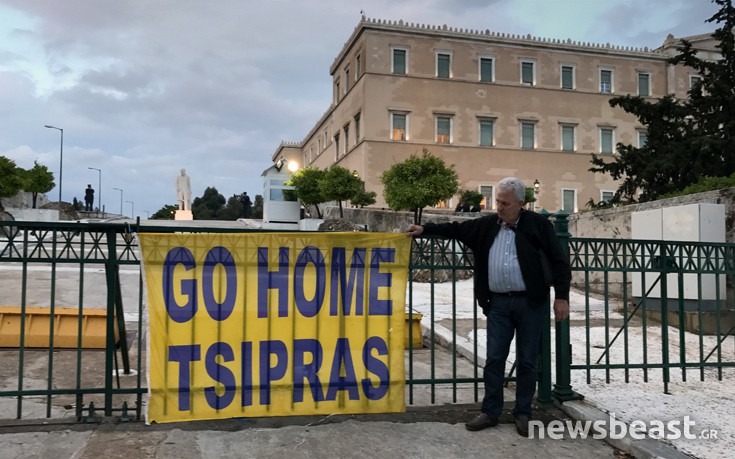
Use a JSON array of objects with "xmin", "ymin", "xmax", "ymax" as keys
[{"xmin": 1, "ymin": 216, "xmax": 732, "ymax": 423}]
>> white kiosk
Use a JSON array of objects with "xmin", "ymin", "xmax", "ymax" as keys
[{"xmin": 261, "ymin": 160, "xmax": 300, "ymax": 230}]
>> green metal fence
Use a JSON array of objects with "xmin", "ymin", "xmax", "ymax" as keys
[
  {"xmin": 4, "ymin": 215, "xmax": 729, "ymax": 422},
  {"xmin": 0, "ymin": 220, "xmax": 498, "ymax": 423},
  {"xmin": 553, "ymin": 213, "xmax": 735, "ymax": 399}
]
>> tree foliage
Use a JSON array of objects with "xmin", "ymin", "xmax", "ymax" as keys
[
  {"xmin": 151, "ymin": 204, "xmax": 178, "ymax": 220},
  {"xmin": 380, "ymin": 148, "xmax": 459, "ymax": 224},
  {"xmin": 288, "ymin": 166, "xmax": 327, "ymax": 218},
  {"xmin": 191, "ymin": 186, "xmax": 227, "ymax": 220},
  {"xmin": 0, "ymin": 156, "xmax": 24, "ymax": 203},
  {"xmin": 459, "ymin": 188, "xmax": 483, "ymax": 208},
  {"xmin": 22, "ymin": 161, "xmax": 55, "ymax": 208},
  {"xmin": 590, "ymin": 0, "xmax": 735, "ymax": 203},
  {"xmin": 318, "ymin": 166, "xmax": 363, "ymax": 218},
  {"xmin": 351, "ymin": 188, "xmax": 377, "ymax": 208}
]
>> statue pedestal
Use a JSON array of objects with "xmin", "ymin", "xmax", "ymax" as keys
[{"xmin": 175, "ymin": 210, "xmax": 193, "ymax": 221}]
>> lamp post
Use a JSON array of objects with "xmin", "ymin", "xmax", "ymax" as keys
[
  {"xmin": 113, "ymin": 187, "xmax": 123, "ymax": 216},
  {"xmin": 88, "ymin": 167, "xmax": 101, "ymax": 212},
  {"xmin": 533, "ymin": 179, "xmax": 541, "ymax": 211},
  {"xmin": 44, "ymin": 125, "xmax": 63, "ymax": 203},
  {"xmin": 126, "ymin": 200, "xmax": 135, "ymax": 219},
  {"xmin": 144, "ymin": 210, "xmax": 150, "ymax": 219}
]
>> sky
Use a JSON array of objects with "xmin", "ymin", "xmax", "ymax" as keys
[{"xmin": 0, "ymin": 0, "xmax": 722, "ymax": 218}]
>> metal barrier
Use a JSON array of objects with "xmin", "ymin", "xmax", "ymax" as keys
[
  {"xmin": 553, "ymin": 213, "xmax": 735, "ymax": 399},
  {"xmin": 6, "ymin": 215, "xmax": 729, "ymax": 422}
]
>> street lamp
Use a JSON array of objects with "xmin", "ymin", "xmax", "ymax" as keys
[
  {"xmin": 44, "ymin": 125, "xmax": 63, "ymax": 203},
  {"xmin": 533, "ymin": 179, "xmax": 541, "ymax": 211},
  {"xmin": 88, "ymin": 167, "xmax": 102, "ymax": 212},
  {"xmin": 126, "ymin": 200, "xmax": 135, "ymax": 219},
  {"xmin": 113, "ymin": 187, "xmax": 123, "ymax": 216},
  {"xmin": 144, "ymin": 210, "xmax": 150, "ymax": 219}
]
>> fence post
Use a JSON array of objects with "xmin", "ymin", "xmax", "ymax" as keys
[
  {"xmin": 551, "ymin": 211, "xmax": 584, "ymax": 402},
  {"xmin": 537, "ymin": 210, "xmax": 553, "ymax": 404}
]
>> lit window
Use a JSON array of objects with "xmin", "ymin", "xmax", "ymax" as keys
[
  {"xmin": 391, "ymin": 112, "xmax": 407, "ymax": 141},
  {"xmin": 480, "ymin": 185, "xmax": 494, "ymax": 210},
  {"xmin": 436, "ymin": 116, "xmax": 451, "ymax": 143}
]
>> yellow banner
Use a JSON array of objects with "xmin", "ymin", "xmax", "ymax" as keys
[{"xmin": 138, "ymin": 232, "xmax": 410, "ymax": 423}]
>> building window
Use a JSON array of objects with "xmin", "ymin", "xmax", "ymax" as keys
[
  {"xmin": 690, "ymin": 75, "xmax": 702, "ymax": 89},
  {"xmin": 561, "ymin": 124, "xmax": 575, "ymax": 152},
  {"xmin": 600, "ymin": 69, "xmax": 613, "ymax": 93},
  {"xmin": 600, "ymin": 128, "xmax": 615, "ymax": 154},
  {"xmin": 436, "ymin": 116, "xmax": 451, "ymax": 143},
  {"xmin": 521, "ymin": 60, "xmax": 535, "ymax": 85},
  {"xmin": 334, "ymin": 133, "xmax": 340, "ymax": 160},
  {"xmin": 638, "ymin": 72, "xmax": 650, "ymax": 96},
  {"xmin": 344, "ymin": 65, "xmax": 350, "ymax": 93},
  {"xmin": 561, "ymin": 65, "xmax": 575, "ymax": 90},
  {"xmin": 354, "ymin": 113, "xmax": 361, "ymax": 141},
  {"xmin": 480, "ymin": 185, "xmax": 494, "ymax": 210},
  {"xmin": 317, "ymin": 137, "xmax": 322, "ymax": 153},
  {"xmin": 601, "ymin": 190, "xmax": 615, "ymax": 203},
  {"xmin": 355, "ymin": 54, "xmax": 361, "ymax": 80},
  {"xmin": 562, "ymin": 189, "xmax": 577, "ymax": 213},
  {"xmin": 479, "ymin": 119, "xmax": 494, "ymax": 147},
  {"xmin": 392, "ymin": 48, "xmax": 407, "ymax": 75},
  {"xmin": 479, "ymin": 56, "xmax": 494, "ymax": 82},
  {"xmin": 638, "ymin": 131, "xmax": 648, "ymax": 148},
  {"xmin": 521, "ymin": 122, "xmax": 535, "ymax": 149},
  {"xmin": 391, "ymin": 112, "xmax": 407, "ymax": 141},
  {"xmin": 343, "ymin": 124, "xmax": 350, "ymax": 153},
  {"xmin": 335, "ymin": 79, "xmax": 340, "ymax": 102},
  {"xmin": 309, "ymin": 146, "xmax": 314, "ymax": 163},
  {"xmin": 324, "ymin": 129, "xmax": 329, "ymax": 148},
  {"xmin": 436, "ymin": 52, "xmax": 451, "ymax": 79}
]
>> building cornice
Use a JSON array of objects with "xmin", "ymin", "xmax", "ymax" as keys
[{"xmin": 330, "ymin": 16, "xmax": 673, "ymax": 74}]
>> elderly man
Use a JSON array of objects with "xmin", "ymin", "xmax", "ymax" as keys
[{"xmin": 405, "ymin": 177, "xmax": 571, "ymax": 437}]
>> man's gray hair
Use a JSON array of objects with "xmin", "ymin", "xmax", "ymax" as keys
[{"xmin": 497, "ymin": 177, "xmax": 526, "ymax": 202}]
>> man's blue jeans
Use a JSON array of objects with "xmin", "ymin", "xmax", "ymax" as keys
[{"xmin": 480, "ymin": 294, "xmax": 545, "ymax": 419}]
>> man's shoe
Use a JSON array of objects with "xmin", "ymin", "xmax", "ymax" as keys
[
  {"xmin": 465, "ymin": 412, "xmax": 499, "ymax": 431},
  {"xmin": 513, "ymin": 413, "xmax": 531, "ymax": 437}
]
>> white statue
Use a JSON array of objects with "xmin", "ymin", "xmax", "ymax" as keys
[{"xmin": 175, "ymin": 168, "xmax": 191, "ymax": 211}]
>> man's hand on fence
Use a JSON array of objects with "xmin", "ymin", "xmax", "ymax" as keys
[
  {"xmin": 405, "ymin": 224, "xmax": 424, "ymax": 237},
  {"xmin": 553, "ymin": 299, "xmax": 570, "ymax": 321}
]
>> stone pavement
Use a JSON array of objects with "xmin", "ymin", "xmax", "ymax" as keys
[{"xmin": 0, "ymin": 319, "xmax": 622, "ymax": 459}]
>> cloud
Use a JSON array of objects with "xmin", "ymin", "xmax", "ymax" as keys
[{"xmin": 0, "ymin": 0, "xmax": 724, "ymax": 215}]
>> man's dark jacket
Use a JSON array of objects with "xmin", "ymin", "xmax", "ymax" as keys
[{"xmin": 421, "ymin": 210, "xmax": 571, "ymax": 314}]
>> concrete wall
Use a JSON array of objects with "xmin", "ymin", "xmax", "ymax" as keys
[
  {"xmin": 569, "ymin": 187, "xmax": 735, "ymax": 302},
  {"xmin": 6, "ymin": 209, "xmax": 59, "ymax": 222}
]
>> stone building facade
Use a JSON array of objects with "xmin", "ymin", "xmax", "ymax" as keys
[{"xmin": 273, "ymin": 17, "xmax": 716, "ymax": 212}]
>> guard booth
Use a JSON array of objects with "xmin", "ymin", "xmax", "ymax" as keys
[{"xmin": 261, "ymin": 163, "xmax": 300, "ymax": 230}]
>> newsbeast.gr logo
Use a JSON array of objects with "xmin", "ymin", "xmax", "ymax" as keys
[{"xmin": 529, "ymin": 414, "xmax": 719, "ymax": 440}]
